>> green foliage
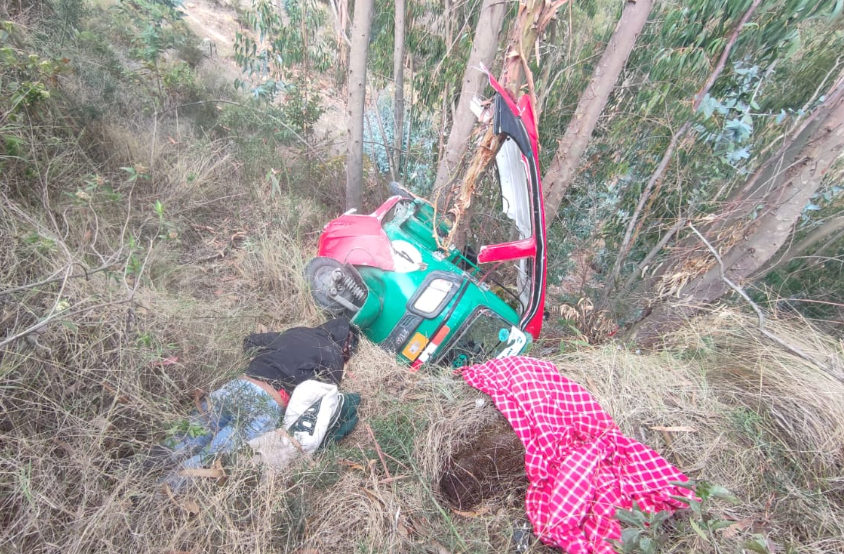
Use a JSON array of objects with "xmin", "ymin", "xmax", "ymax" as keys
[
  {"xmin": 368, "ymin": 400, "xmax": 420, "ymax": 472},
  {"xmin": 611, "ymin": 502, "xmax": 672, "ymax": 554},
  {"xmin": 0, "ymin": 22, "xmax": 66, "ymax": 121},
  {"xmin": 279, "ymin": 78, "xmax": 324, "ymax": 137},
  {"xmin": 161, "ymin": 60, "xmax": 202, "ymax": 101},
  {"xmin": 235, "ymin": 0, "xmax": 332, "ymax": 78},
  {"xmin": 363, "ymin": 91, "xmax": 437, "ymax": 194},
  {"xmin": 234, "ymin": 0, "xmax": 328, "ymax": 95},
  {"xmin": 118, "ymin": 0, "xmax": 185, "ymax": 63},
  {"xmin": 233, "ymin": 0, "xmax": 328, "ymax": 138},
  {"xmin": 696, "ymin": 62, "xmax": 768, "ymax": 169},
  {"xmin": 62, "ymin": 174, "xmax": 123, "ymax": 205},
  {"xmin": 214, "ymin": 100, "xmax": 296, "ymax": 181},
  {"xmin": 537, "ymin": 0, "xmax": 844, "ymax": 323},
  {"xmin": 612, "ymin": 480, "xmax": 743, "ymax": 554}
]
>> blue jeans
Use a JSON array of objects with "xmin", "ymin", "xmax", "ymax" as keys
[{"xmin": 164, "ymin": 379, "xmax": 283, "ymax": 489}]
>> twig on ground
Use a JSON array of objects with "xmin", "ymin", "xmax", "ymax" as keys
[
  {"xmin": 0, "ymin": 299, "xmax": 131, "ymax": 350},
  {"xmin": 366, "ymin": 423, "xmax": 392, "ymax": 480},
  {"xmin": 0, "ymin": 262, "xmax": 120, "ymax": 297},
  {"xmin": 688, "ymin": 223, "xmax": 838, "ymax": 378}
]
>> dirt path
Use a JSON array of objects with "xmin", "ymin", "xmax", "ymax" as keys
[
  {"xmin": 181, "ymin": 0, "xmax": 243, "ymax": 83},
  {"xmin": 181, "ymin": 0, "xmax": 347, "ymax": 153}
]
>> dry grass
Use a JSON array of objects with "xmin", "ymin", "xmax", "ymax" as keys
[
  {"xmin": 542, "ymin": 312, "xmax": 844, "ymax": 553},
  {"xmin": 3, "ymin": 114, "xmax": 844, "ymax": 554},
  {"xmin": 4, "ymin": 188, "xmax": 844, "ymax": 553}
]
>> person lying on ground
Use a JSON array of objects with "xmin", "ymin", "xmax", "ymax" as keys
[{"xmin": 149, "ymin": 319, "xmax": 359, "ymax": 490}]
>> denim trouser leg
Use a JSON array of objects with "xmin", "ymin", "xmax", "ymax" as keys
[{"xmin": 164, "ymin": 379, "xmax": 282, "ymax": 491}]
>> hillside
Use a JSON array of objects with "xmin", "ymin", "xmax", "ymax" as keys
[{"xmin": 2, "ymin": 1, "xmax": 844, "ymax": 553}]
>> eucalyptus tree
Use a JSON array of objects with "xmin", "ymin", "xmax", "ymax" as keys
[
  {"xmin": 233, "ymin": 0, "xmax": 333, "ymax": 136},
  {"xmin": 363, "ymin": 0, "xmax": 481, "ymax": 192},
  {"xmin": 437, "ymin": 0, "xmax": 569, "ymax": 245},
  {"xmin": 393, "ymin": 0, "xmax": 406, "ymax": 177},
  {"xmin": 346, "ymin": 0, "xmax": 375, "ymax": 211},
  {"xmin": 595, "ymin": 0, "xmax": 844, "ymax": 340},
  {"xmin": 543, "ymin": 0, "xmax": 654, "ymax": 218},
  {"xmin": 630, "ymin": 77, "xmax": 844, "ymax": 344},
  {"xmin": 431, "ymin": 0, "xmax": 507, "ymax": 210}
]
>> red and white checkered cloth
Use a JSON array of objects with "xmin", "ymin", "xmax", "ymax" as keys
[{"xmin": 462, "ymin": 356, "xmax": 695, "ymax": 553}]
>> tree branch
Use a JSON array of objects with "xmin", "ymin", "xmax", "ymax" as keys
[
  {"xmin": 0, "ymin": 300, "xmax": 132, "ymax": 351},
  {"xmin": 688, "ymin": 223, "xmax": 836, "ymax": 378},
  {"xmin": 0, "ymin": 262, "xmax": 120, "ymax": 297}
]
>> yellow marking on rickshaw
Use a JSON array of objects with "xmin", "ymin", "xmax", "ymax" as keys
[{"xmin": 402, "ymin": 332, "xmax": 429, "ymax": 361}]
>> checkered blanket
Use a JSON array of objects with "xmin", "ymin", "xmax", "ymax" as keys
[{"xmin": 462, "ymin": 357, "xmax": 694, "ymax": 553}]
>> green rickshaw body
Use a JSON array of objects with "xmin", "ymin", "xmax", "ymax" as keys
[
  {"xmin": 349, "ymin": 198, "xmax": 530, "ymax": 367},
  {"xmin": 307, "ymin": 78, "xmax": 547, "ymax": 368}
]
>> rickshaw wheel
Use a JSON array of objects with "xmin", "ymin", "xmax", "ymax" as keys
[{"xmin": 305, "ymin": 256, "xmax": 357, "ymax": 316}]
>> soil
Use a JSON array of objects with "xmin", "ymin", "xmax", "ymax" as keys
[
  {"xmin": 438, "ymin": 417, "xmax": 527, "ymax": 510},
  {"xmin": 181, "ymin": 0, "xmax": 242, "ymax": 81}
]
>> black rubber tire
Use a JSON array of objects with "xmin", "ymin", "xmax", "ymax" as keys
[{"xmin": 305, "ymin": 256, "xmax": 349, "ymax": 316}]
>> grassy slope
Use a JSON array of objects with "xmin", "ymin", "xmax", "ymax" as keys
[{"xmin": 1, "ymin": 4, "xmax": 843, "ymax": 553}]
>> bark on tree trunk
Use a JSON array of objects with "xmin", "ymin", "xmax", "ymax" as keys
[
  {"xmin": 393, "ymin": 0, "xmax": 406, "ymax": 181},
  {"xmin": 345, "ymin": 0, "xmax": 374, "ymax": 212},
  {"xmin": 431, "ymin": 0, "xmax": 506, "ymax": 211},
  {"xmin": 438, "ymin": 0, "xmax": 568, "ymax": 248},
  {"xmin": 627, "ymin": 84, "xmax": 844, "ymax": 346},
  {"xmin": 762, "ymin": 214, "xmax": 844, "ymax": 274},
  {"xmin": 543, "ymin": 0, "xmax": 653, "ymax": 219}
]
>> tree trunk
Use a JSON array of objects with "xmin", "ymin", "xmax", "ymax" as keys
[
  {"xmin": 628, "ymin": 83, "xmax": 844, "ymax": 346},
  {"xmin": 762, "ymin": 214, "xmax": 844, "ymax": 274},
  {"xmin": 345, "ymin": 0, "xmax": 374, "ymax": 212},
  {"xmin": 392, "ymin": 0, "xmax": 406, "ymax": 180},
  {"xmin": 437, "ymin": 0, "xmax": 568, "ymax": 248},
  {"xmin": 431, "ymin": 0, "xmax": 506, "ymax": 210},
  {"xmin": 543, "ymin": 0, "xmax": 653, "ymax": 219},
  {"xmin": 499, "ymin": 0, "xmax": 571, "ymax": 99}
]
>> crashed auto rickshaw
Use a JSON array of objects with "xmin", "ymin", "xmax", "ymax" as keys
[{"xmin": 306, "ymin": 76, "xmax": 547, "ymax": 369}]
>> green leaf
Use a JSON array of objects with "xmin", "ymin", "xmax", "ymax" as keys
[
  {"xmin": 59, "ymin": 320, "xmax": 79, "ymax": 332},
  {"xmin": 639, "ymin": 536, "xmax": 656, "ymax": 554},
  {"xmin": 745, "ymin": 536, "xmax": 771, "ymax": 554},
  {"xmin": 620, "ymin": 527, "xmax": 642, "ymax": 545},
  {"xmin": 688, "ymin": 498, "xmax": 702, "ymax": 515},
  {"xmin": 615, "ymin": 508, "xmax": 646, "ymax": 528},
  {"xmin": 706, "ymin": 485, "xmax": 740, "ymax": 503},
  {"xmin": 670, "ymin": 480, "xmax": 696, "ymax": 491},
  {"xmin": 709, "ymin": 519, "xmax": 735, "ymax": 531},
  {"xmin": 689, "ymin": 519, "xmax": 710, "ymax": 543},
  {"xmin": 650, "ymin": 510, "xmax": 672, "ymax": 528}
]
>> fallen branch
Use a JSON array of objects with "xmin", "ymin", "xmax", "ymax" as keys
[
  {"xmin": 688, "ymin": 224, "xmax": 837, "ymax": 378},
  {"xmin": 365, "ymin": 423, "xmax": 392, "ymax": 480},
  {"xmin": 0, "ymin": 299, "xmax": 131, "ymax": 351},
  {"xmin": 0, "ymin": 262, "xmax": 120, "ymax": 297}
]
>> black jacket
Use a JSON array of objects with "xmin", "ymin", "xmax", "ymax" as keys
[{"xmin": 244, "ymin": 319, "xmax": 350, "ymax": 392}]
